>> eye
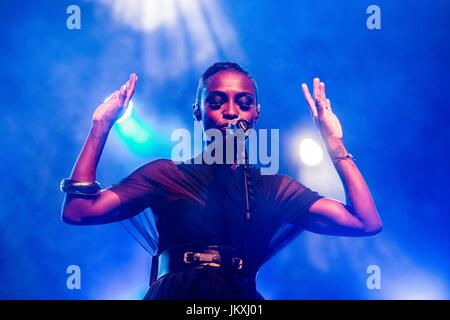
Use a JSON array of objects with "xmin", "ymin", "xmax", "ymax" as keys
[
  {"xmin": 206, "ymin": 94, "xmax": 225, "ymax": 109},
  {"xmin": 237, "ymin": 95, "xmax": 254, "ymax": 110}
]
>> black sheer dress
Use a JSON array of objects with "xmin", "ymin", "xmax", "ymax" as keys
[{"xmin": 109, "ymin": 157, "xmax": 323, "ymax": 300}]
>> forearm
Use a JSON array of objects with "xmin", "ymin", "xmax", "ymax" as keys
[
  {"xmin": 325, "ymin": 138, "xmax": 382, "ymax": 230},
  {"xmin": 62, "ymin": 122, "xmax": 112, "ymax": 222},
  {"xmin": 70, "ymin": 121, "xmax": 111, "ymax": 181}
]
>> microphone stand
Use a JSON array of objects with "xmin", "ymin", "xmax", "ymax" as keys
[
  {"xmin": 234, "ymin": 120, "xmax": 256, "ymax": 292},
  {"xmin": 243, "ymin": 146, "xmax": 255, "ymax": 291}
]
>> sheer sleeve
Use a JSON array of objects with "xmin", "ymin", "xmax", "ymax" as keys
[
  {"xmin": 108, "ymin": 158, "xmax": 184, "ymax": 213},
  {"xmin": 264, "ymin": 175, "xmax": 323, "ymax": 261},
  {"xmin": 108, "ymin": 159, "xmax": 178, "ymax": 255}
]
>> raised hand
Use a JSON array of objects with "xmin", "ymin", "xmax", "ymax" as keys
[
  {"xmin": 92, "ymin": 73, "xmax": 138, "ymax": 128},
  {"xmin": 301, "ymin": 78, "xmax": 343, "ymax": 141}
]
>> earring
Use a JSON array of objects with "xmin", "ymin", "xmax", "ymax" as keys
[
  {"xmin": 193, "ymin": 103, "xmax": 201, "ymax": 121},
  {"xmin": 256, "ymin": 104, "xmax": 261, "ymax": 113}
]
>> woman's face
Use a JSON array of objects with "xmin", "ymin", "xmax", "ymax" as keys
[{"xmin": 199, "ymin": 70, "xmax": 259, "ymax": 132}]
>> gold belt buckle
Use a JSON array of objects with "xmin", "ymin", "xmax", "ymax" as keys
[
  {"xmin": 183, "ymin": 251, "xmax": 221, "ymax": 267},
  {"xmin": 183, "ymin": 251, "xmax": 242, "ymax": 269},
  {"xmin": 183, "ymin": 252, "xmax": 199, "ymax": 264}
]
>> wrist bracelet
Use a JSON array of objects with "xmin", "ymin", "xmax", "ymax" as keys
[
  {"xmin": 331, "ymin": 153, "xmax": 355, "ymax": 163},
  {"xmin": 60, "ymin": 178, "xmax": 101, "ymax": 196}
]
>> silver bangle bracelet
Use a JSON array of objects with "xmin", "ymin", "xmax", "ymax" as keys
[{"xmin": 60, "ymin": 178, "xmax": 101, "ymax": 197}]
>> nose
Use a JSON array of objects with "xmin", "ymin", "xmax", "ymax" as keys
[{"xmin": 223, "ymin": 102, "xmax": 239, "ymax": 120}]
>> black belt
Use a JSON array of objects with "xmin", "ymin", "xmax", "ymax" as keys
[{"xmin": 156, "ymin": 244, "xmax": 245, "ymax": 280}]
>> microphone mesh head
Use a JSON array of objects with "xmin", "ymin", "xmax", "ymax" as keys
[{"xmin": 236, "ymin": 119, "xmax": 249, "ymax": 132}]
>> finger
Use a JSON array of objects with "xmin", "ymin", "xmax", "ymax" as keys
[
  {"xmin": 319, "ymin": 81, "xmax": 329, "ymax": 113},
  {"xmin": 125, "ymin": 73, "xmax": 136, "ymax": 91},
  {"xmin": 313, "ymin": 81, "xmax": 326, "ymax": 117},
  {"xmin": 124, "ymin": 73, "xmax": 138, "ymax": 104},
  {"xmin": 301, "ymin": 83, "xmax": 318, "ymax": 118},
  {"xmin": 130, "ymin": 72, "xmax": 138, "ymax": 83},
  {"xmin": 127, "ymin": 74, "xmax": 137, "ymax": 95},
  {"xmin": 313, "ymin": 77, "xmax": 321, "ymax": 102},
  {"xmin": 313, "ymin": 78, "xmax": 326, "ymax": 116},
  {"xmin": 118, "ymin": 85, "xmax": 127, "ymax": 102},
  {"xmin": 320, "ymin": 82, "xmax": 326, "ymax": 101},
  {"xmin": 106, "ymin": 89, "xmax": 123, "ymax": 103},
  {"xmin": 326, "ymin": 98, "xmax": 332, "ymax": 112}
]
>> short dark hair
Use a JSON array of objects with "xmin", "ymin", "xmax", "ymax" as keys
[{"xmin": 195, "ymin": 62, "xmax": 258, "ymax": 104}]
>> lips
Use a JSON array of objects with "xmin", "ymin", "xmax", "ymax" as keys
[{"xmin": 216, "ymin": 123, "xmax": 231, "ymax": 129}]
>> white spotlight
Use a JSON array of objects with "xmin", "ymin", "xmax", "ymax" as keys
[{"xmin": 299, "ymin": 138, "xmax": 324, "ymax": 166}]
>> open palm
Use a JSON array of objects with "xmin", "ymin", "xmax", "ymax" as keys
[
  {"xmin": 92, "ymin": 73, "xmax": 138, "ymax": 127},
  {"xmin": 301, "ymin": 77, "xmax": 343, "ymax": 140}
]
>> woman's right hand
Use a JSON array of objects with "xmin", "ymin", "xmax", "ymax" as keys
[{"xmin": 92, "ymin": 73, "xmax": 138, "ymax": 129}]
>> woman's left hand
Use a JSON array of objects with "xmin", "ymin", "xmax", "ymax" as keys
[{"xmin": 301, "ymin": 78, "xmax": 343, "ymax": 141}]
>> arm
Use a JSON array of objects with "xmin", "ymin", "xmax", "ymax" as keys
[
  {"xmin": 61, "ymin": 73, "xmax": 138, "ymax": 225},
  {"xmin": 300, "ymin": 78, "xmax": 382, "ymax": 236}
]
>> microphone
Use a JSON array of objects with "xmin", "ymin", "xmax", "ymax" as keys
[
  {"xmin": 236, "ymin": 119, "xmax": 250, "ymax": 132},
  {"xmin": 225, "ymin": 119, "xmax": 250, "ymax": 166},
  {"xmin": 227, "ymin": 119, "xmax": 250, "ymax": 132}
]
